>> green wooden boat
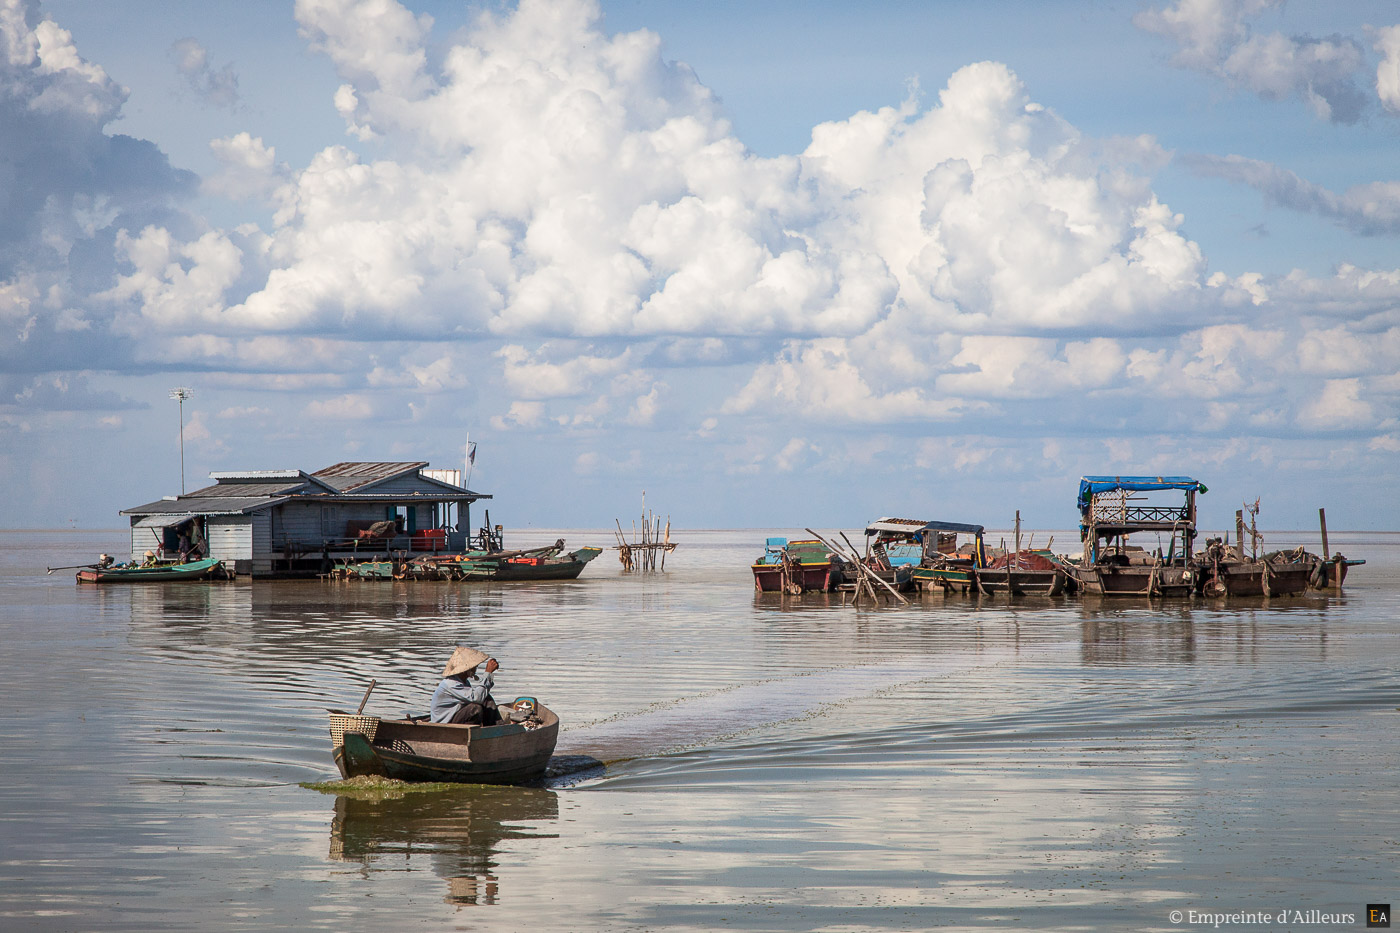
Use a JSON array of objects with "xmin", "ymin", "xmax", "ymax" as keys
[
  {"xmin": 76, "ymin": 557, "xmax": 225, "ymax": 584},
  {"xmin": 329, "ymin": 700, "xmax": 560, "ymax": 785},
  {"xmin": 409, "ymin": 546, "xmax": 603, "ymax": 582},
  {"xmin": 491, "ymin": 546, "xmax": 602, "ymax": 581}
]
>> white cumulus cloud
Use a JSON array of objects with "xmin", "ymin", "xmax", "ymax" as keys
[
  {"xmin": 1135, "ymin": 0, "xmax": 1369, "ymax": 123},
  {"xmin": 1376, "ymin": 25, "xmax": 1400, "ymax": 114}
]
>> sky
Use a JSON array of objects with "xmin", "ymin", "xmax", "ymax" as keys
[{"xmin": 2, "ymin": 0, "xmax": 1398, "ymax": 535}]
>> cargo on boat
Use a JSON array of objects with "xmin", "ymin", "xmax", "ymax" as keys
[
  {"xmin": 1068, "ymin": 476, "xmax": 1206, "ymax": 598},
  {"xmin": 979, "ymin": 550, "xmax": 1070, "ymax": 597},
  {"xmin": 974, "ymin": 510, "xmax": 1072, "ymax": 598},
  {"xmin": 328, "ymin": 699, "xmax": 559, "ymax": 785}
]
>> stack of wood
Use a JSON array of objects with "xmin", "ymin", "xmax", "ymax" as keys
[{"xmin": 613, "ymin": 499, "xmax": 676, "ymax": 572}]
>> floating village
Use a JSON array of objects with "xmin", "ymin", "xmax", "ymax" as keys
[
  {"xmin": 59, "ymin": 461, "xmax": 1365, "ymax": 786},
  {"xmin": 67, "ymin": 459, "xmax": 1360, "ymax": 600}
]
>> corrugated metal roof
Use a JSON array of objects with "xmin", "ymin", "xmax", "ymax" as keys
[
  {"xmin": 122, "ymin": 496, "xmax": 292, "ymax": 516},
  {"xmin": 865, "ymin": 517, "xmax": 933, "ymax": 533},
  {"xmin": 210, "ymin": 470, "xmax": 304, "ymax": 482},
  {"xmin": 133, "ymin": 513, "xmax": 198, "ymax": 528},
  {"xmin": 289, "ymin": 490, "xmax": 488, "ymax": 502},
  {"xmin": 311, "ymin": 461, "xmax": 427, "ymax": 492},
  {"xmin": 121, "ymin": 460, "xmax": 488, "ymax": 517},
  {"xmin": 188, "ymin": 481, "xmax": 308, "ymax": 498}
]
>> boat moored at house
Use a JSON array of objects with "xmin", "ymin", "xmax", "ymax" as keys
[
  {"xmin": 76, "ymin": 556, "xmax": 228, "ymax": 584},
  {"xmin": 350, "ymin": 540, "xmax": 604, "ymax": 582}
]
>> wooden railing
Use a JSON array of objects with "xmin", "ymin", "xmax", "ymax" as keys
[{"xmin": 1090, "ymin": 505, "xmax": 1190, "ymax": 524}]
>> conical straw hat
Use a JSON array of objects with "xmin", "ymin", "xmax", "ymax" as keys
[{"xmin": 442, "ymin": 646, "xmax": 489, "ymax": 678}]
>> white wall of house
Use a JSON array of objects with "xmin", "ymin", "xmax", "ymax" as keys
[
  {"xmin": 129, "ymin": 524, "xmax": 161, "ymax": 562},
  {"xmin": 207, "ymin": 516, "xmax": 253, "ymax": 571}
]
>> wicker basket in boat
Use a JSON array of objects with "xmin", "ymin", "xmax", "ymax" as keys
[{"xmin": 328, "ymin": 713, "xmax": 379, "ymax": 748}]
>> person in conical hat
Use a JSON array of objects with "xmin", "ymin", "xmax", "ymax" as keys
[{"xmin": 429, "ymin": 646, "xmax": 500, "ymax": 724}]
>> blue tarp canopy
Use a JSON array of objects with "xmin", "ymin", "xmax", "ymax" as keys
[{"xmin": 1077, "ymin": 476, "xmax": 1207, "ymax": 513}]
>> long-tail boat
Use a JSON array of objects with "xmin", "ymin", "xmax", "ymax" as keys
[
  {"xmin": 1067, "ymin": 476, "xmax": 1206, "ymax": 598},
  {"xmin": 76, "ymin": 556, "xmax": 226, "ymax": 583},
  {"xmin": 328, "ymin": 698, "xmax": 559, "ymax": 785}
]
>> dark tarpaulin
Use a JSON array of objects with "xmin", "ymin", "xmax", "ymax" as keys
[
  {"xmin": 915, "ymin": 521, "xmax": 985, "ymax": 535},
  {"xmin": 1077, "ymin": 476, "xmax": 1207, "ymax": 513}
]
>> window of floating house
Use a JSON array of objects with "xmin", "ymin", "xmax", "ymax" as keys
[{"xmin": 383, "ymin": 505, "xmax": 416, "ymax": 533}]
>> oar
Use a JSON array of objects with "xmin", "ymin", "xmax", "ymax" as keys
[
  {"xmin": 356, "ymin": 679, "xmax": 377, "ymax": 714},
  {"xmin": 47, "ymin": 563, "xmax": 99, "ymax": 574}
]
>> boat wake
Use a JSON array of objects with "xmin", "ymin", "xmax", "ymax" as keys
[{"xmin": 553, "ymin": 647, "xmax": 1043, "ymax": 768}]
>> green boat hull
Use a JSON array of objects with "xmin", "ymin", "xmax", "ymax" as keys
[{"xmin": 76, "ymin": 557, "xmax": 224, "ymax": 584}]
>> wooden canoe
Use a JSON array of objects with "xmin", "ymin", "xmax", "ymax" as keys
[
  {"xmin": 329, "ymin": 700, "xmax": 559, "ymax": 785},
  {"xmin": 76, "ymin": 557, "xmax": 225, "ymax": 584}
]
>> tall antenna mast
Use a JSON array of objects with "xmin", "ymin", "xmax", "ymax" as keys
[{"xmin": 169, "ymin": 387, "xmax": 192, "ymax": 494}]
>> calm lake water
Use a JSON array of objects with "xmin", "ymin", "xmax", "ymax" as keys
[{"xmin": 1, "ymin": 528, "xmax": 1396, "ymax": 932}]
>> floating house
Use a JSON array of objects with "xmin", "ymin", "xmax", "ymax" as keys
[{"xmin": 121, "ymin": 461, "xmax": 490, "ymax": 578}]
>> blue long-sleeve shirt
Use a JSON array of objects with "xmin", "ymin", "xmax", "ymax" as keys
[{"xmin": 429, "ymin": 672, "xmax": 494, "ymax": 723}]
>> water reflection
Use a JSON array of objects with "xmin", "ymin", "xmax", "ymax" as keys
[{"xmin": 327, "ymin": 786, "xmax": 558, "ymax": 906}]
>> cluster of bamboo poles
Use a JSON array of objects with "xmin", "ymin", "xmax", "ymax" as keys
[
  {"xmin": 803, "ymin": 527, "xmax": 908, "ymax": 606},
  {"xmin": 613, "ymin": 501, "xmax": 676, "ymax": 573}
]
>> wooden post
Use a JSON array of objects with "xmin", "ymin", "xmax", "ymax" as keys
[
  {"xmin": 1318, "ymin": 508, "xmax": 1330, "ymax": 560},
  {"xmin": 662, "ymin": 518, "xmax": 670, "ymax": 571},
  {"xmin": 1235, "ymin": 510, "xmax": 1245, "ymax": 561}
]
